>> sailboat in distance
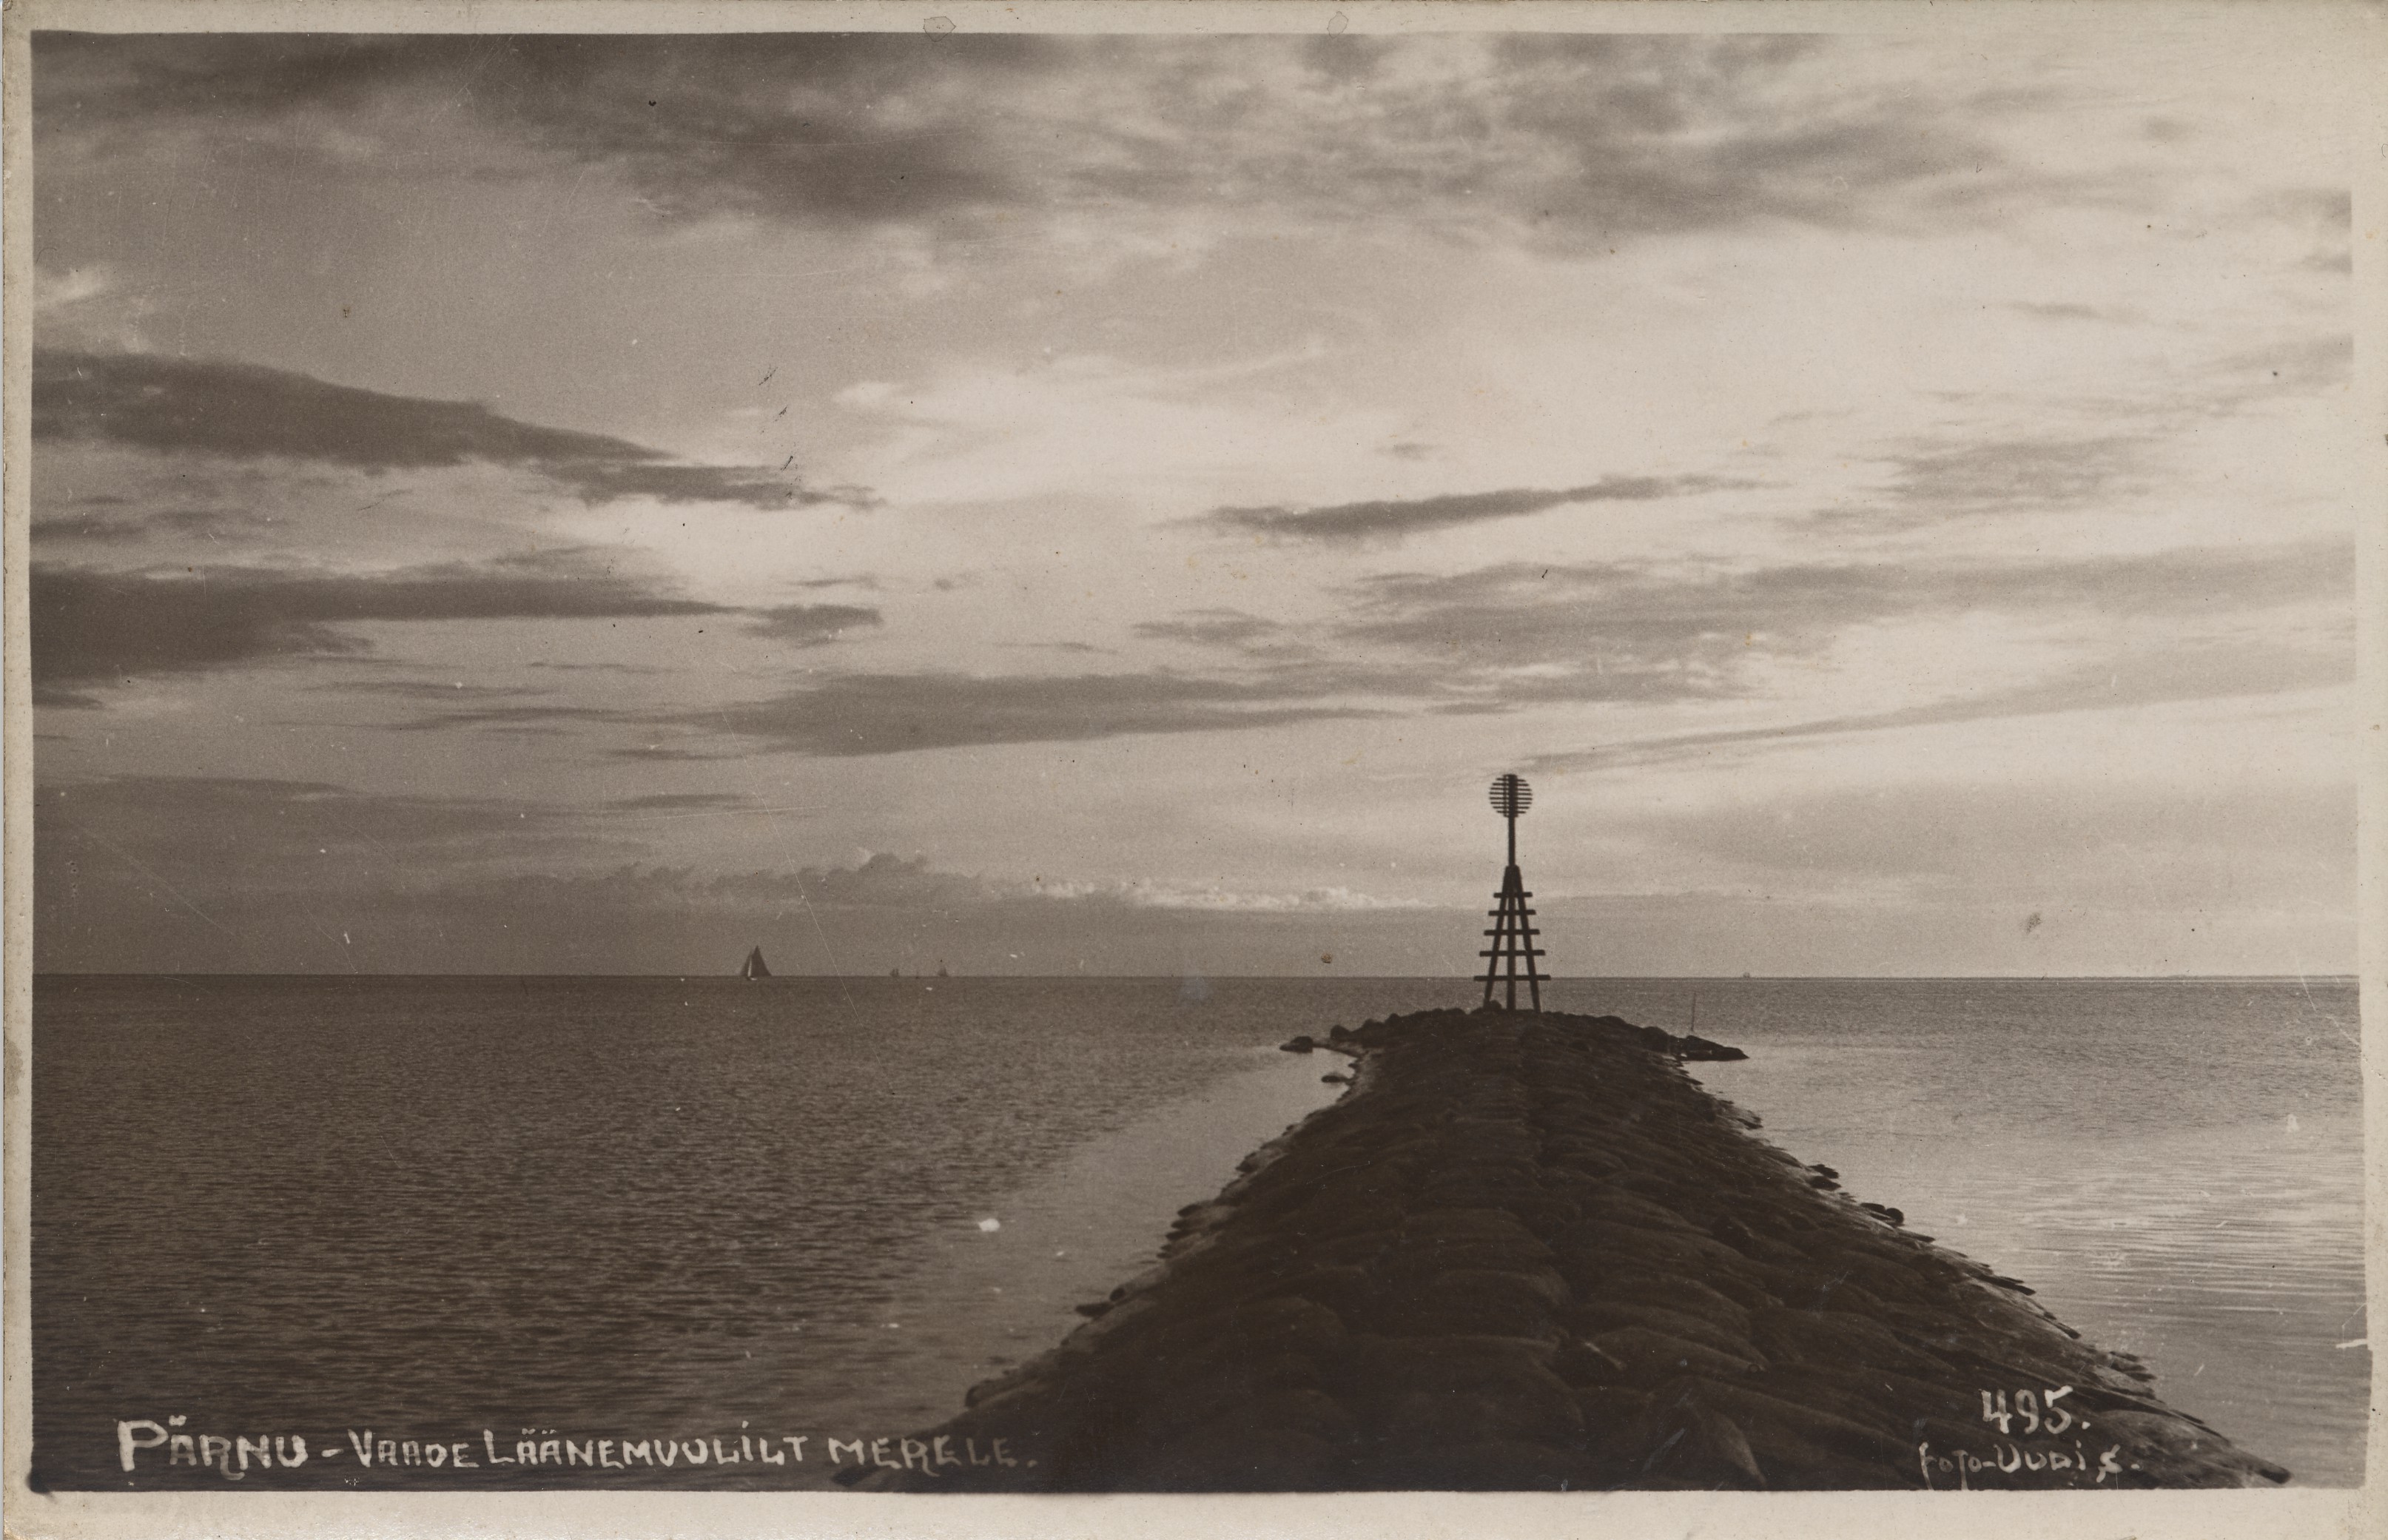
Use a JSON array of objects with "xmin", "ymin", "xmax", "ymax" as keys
[{"xmin": 740, "ymin": 946, "xmax": 772, "ymax": 980}]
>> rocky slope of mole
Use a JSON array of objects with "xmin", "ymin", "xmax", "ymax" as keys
[{"xmin": 854, "ymin": 1007, "xmax": 2288, "ymax": 1492}]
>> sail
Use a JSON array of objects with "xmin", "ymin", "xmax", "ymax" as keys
[{"xmin": 741, "ymin": 946, "xmax": 771, "ymax": 980}]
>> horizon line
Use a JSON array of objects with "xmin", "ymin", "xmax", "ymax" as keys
[{"xmin": 25, "ymin": 970, "xmax": 2361, "ymax": 983}]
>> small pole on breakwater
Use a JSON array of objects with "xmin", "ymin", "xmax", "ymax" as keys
[{"xmin": 1478, "ymin": 773, "xmax": 1547, "ymax": 1012}]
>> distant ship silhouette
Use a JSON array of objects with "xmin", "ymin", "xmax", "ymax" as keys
[{"xmin": 740, "ymin": 946, "xmax": 771, "ymax": 980}]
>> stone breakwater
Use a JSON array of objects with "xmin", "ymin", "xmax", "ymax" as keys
[{"xmin": 854, "ymin": 1007, "xmax": 2289, "ymax": 1491}]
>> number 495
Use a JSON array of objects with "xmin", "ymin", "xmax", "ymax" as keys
[{"xmin": 1981, "ymin": 1386, "xmax": 2075, "ymax": 1435}]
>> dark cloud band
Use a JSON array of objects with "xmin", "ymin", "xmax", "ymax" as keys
[
  {"xmin": 34, "ymin": 33, "xmax": 2038, "ymax": 250},
  {"xmin": 699, "ymin": 670, "xmax": 1379, "ymax": 756},
  {"xmin": 1209, "ymin": 474, "xmax": 1752, "ymax": 542},
  {"xmin": 30, "ymin": 560, "xmax": 882, "ymax": 700},
  {"xmin": 33, "ymin": 349, "xmax": 857, "ymax": 510}
]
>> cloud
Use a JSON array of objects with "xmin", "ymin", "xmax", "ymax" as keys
[
  {"xmin": 34, "ymin": 773, "xmax": 625, "ymax": 968},
  {"xmin": 32, "ymin": 545, "xmax": 895, "ymax": 701},
  {"xmin": 36, "ymin": 34, "xmax": 1032, "ymax": 226},
  {"xmin": 1207, "ymin": 474, "xmax": 1752, "ymax": 543},
  {"xmin": 608, "ymin": 744, "xmax": 730, "ymax": 764},
  {"xmin": 1878, "ymin": 434, "xmax": 2148, "ymax": 517},
  {"xmin": 2247, "ymin": 186, "xmax": 2351, "ymax": 274},
  {"xmin": 333, "ymin": 679, "xmax": 539, "ymax": 702},
  {"xmin": 1094, "ymin": 880, "xmax": 1427, "ymax": 913},
  {"xmin": 2002, "ymin": 301, "xmax": 2133, "ymax": 323},
  {"xmin": 570, "ymin": 463, "xmax": 870, "ymax": 510},
  {"xmin": 698, "ymin": 670, "xmax": 1380, "ymax": 756},
  {"xmin": 33, "ymin": 263, "xmax": 149, "ymax": 350},
  {"xmin": 1343, "ymin": 539, "xmax": 2352, "ymax": 705},
  {"xmin": 607, "ymin": 792, "xmax": 756, "ymax": 813},
  {"xmin": 36, "ymin": 263, "xmax": 118, "ymax": 314},
  {"xmin": 33, "ymin": 33, "xmax": 2042, "ymax": 252},
  {"xmin": 641, "ymin": 850, "xmax": 1422, "ymax": 916},
  {"xmin": 1526, "ymin": 636, "xmax": 2355, "ymax": 776},
  {"xmin": 29, "ymin": 556, "xmax": 733, "ymax": 699},
  {"xmin": 384, "ymin": 704, "xmax": 641, "ymax": 735},
  {"xmin": 1621, "ymin": 779, "xmax": 2352, "ymax": 908},
  {"xmin": 33, "ymin": 349, "xmax": 858, "ymax": 510},
  {"xmin": 1131, "ymin": 610, "xmax": 1296, "ymax": 650},
  {"xmin": 40, "ymin": 784, "xmax": 1429, "ymax": 971},
  {"xmin": 2209, "ymin": 333, "xmax": 2352, "ymax": 402},
  {"xmin": 673, "ymin": 540, "xmax": 2353, "ymax": 757},
  {"xmin": 38, "ymin": 773, "xmax": 602, "ymax": 890},
  {"xmin": 33, "ymin": 505, "xmax": 292, "ymax": 548},
  {"xmin": 1343, "ymin": 558, "xmax": 1808, "ymax": 694},
  {"xmin": 34, "ymin": 36, "xmax": 444, "ymax": 130},
  {"xmin": 747, "ymin": 603, "xmax": 884, "ymax": 645}
]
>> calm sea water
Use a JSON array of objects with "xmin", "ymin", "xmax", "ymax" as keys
[{"xmin": 30, "ymin": 975, "xmax": 2364, "ymax": 1489}]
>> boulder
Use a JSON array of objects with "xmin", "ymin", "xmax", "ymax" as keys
[{"xmin": 1587, "ymin": 1324, "xmax": 1769, "ymax": 1385}]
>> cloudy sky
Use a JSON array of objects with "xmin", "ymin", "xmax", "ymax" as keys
[{"xmin": 27, "ymin": 17, "xmax": 2365, "ymax": 976}]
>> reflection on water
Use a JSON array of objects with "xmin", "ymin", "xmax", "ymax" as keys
[{"xmin": 838, "ymin": 1044, "xmax": 1342, "ymax": 1431}]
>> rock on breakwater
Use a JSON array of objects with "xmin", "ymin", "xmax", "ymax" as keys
[{"xmin": 854, "ymin": 1007, "xmax": 2288, "ymax": 1492}]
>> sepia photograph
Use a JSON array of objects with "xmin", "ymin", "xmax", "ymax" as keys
[{"xmin": 4, "ymin": 1, "xmax": 2381, "ymax": 1535}]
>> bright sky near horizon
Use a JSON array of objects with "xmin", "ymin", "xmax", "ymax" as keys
[{"xmin": 27, "ymin": 16, "xmax": 2365, "ymax": 976}]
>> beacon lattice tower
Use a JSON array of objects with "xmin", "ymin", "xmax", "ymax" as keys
[{"xmin": 1479, "ymin": 773, "xmax": 1546, "ymax": 1011}]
